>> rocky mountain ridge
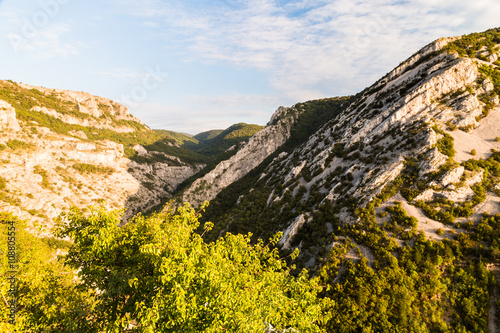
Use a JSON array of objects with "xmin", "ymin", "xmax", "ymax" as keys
[
  {"xmin": 180, "ymin": 106, "xmax": 303, "ymax": 206},
  {"xmin": 0, "ymin": 81, "xmax": 206, "ymax": 233},
  {"xmin": 198, "ymin": 29, "xmax": 500, "ymax": 265}
]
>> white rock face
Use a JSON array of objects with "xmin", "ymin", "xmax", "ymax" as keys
[
  {"xmin": 134, "ymin": 144, "xmax": 148, "ymax": 156},
  {"xmin": 278, "ymin": 214, "xmax": 306, "ymax": 250},
  {"xmin": 0, "ymin": 100, "xmax": 20, "ymax": 132},
  {"xmin": 225, "ymin": 36, "xmax": 500, "ymax": 245},
  {"xmin": 31, "ymin": 106, "xmax": 136, "ymax": 133},
  {"xmin": 418, "ymin": 148, "xmax": 448, "ymax": 177},
  {"xmin": 0, "ymin": 82, "xmax": 202, "ymax": 234},
  {"xmin": 1, "ymin": 80, "xmax": 143, "ymax": 133},
  {"xmin": 69, "ymin": 130, "xmax": 87, "ymax": 139},
  {"xmin": 182, "ymin": 106, "xmax": 302, "ymax": 206},
  {"xmin": 0, "ymin": 129, "xmax": 203, "ymax": 232},
  {"xmin": 440, "ymin": 166, "xmax": 465, "ymax": 187}
]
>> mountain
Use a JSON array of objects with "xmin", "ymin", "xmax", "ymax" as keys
[
  {"xmin": 190, "ymin": 123, "xmax": 265, "ymax": 158},
  {"xmin": 0, "ymin": 80, "xmax": 268, "ymax": 231},
  {"xmin": 170, "ymin": 28, "xmax": 500, "ymax": 330},
  {"xmin": 0, "ymin": 80, "xmax": 208, "ymax": 230},
  {"xmin": 2, "ymin": 27, "xmax": 500, "ymax": 331},
  {"xmin": 194, "ymin": 129, "xmax": 224, "ymax": 141},
  {"xmin": 178, "ymin": 98, "xmax": 350, "ymax": 206},
  {"xmin": 199, "ymin": 30, "xmax": 500, "ymax": 250}
]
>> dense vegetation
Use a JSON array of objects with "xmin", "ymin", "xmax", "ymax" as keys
[
  {"xmin": 1, "ymin": 206, "xmax": 331, "ymax": 332},
  {"xmin": 1, "ymin": 201, "xmax": 498, "ymax": 332},
  {"xmin": 72, "ymin": 163, "xmax": 115, "ymax": 175},
  {"xmin": 444, "ymin": 27, "xmax": 500, "ymax": 59},
  {"xmin": 186, "ymin": 123, "xmax": 264, "ymax": 158},
  {"xmin": 194, "ymin": 130, "xmax": 224, "ymax": 142},
  {"xmin": 0, "ymin": 213, "xmax": 95, "ymax": 332}
]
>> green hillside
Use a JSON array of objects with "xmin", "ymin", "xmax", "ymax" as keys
[
  {"xmin": 194, "ymin": 129, "xmax": 224, "ymax": 142},
  {"xmin": 192, "ymin": 123, "xmax": 264, "ymax": 158},
  {"xmin": 154, "ymin": 129, "xmax": 199, "ymax": 145}
]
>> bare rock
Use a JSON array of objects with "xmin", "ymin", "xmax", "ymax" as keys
[
  {"xmin": 0, "ymin": 100, "xmax": 20, "ymax": 132},
  {"xmin": 133, "ymin": 144, "xmax": 148, "ymax": 156},
  {"xmin": 69, "ymin": 130, "xmax": 88, "ymax": 139},
  {"xmin": 418, "ymin": 148, "xmax": 448, "ymax": 177},
  {"xmin": 278, "ymin": 214, "xmax": 306, "ymax": 250},
  {"xmin": 440, "ymin": 166, "xmax": 465, "ymax": 187}
]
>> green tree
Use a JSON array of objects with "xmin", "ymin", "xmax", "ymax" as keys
[
  {"xmin": 55, "ymin": 203, "xmax": 330, "ymax": 332},
  {"xmin": 0, "ymin": 213, "xmax": 96, "ymax": 332}
]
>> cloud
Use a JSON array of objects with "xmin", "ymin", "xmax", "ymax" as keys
[
  {"xmin": 106, "ymin": 0, "xmax": 500, "ymax": 133},
  {"xmin": 30, "ymin": 24, "xmax": 87, "ymax": 58},
  {"xmin": 131, "ymin": 93, "xmax": 274, "ymax": 134},
  {"xmin": 139, "ymin": 0, "xmax": 500, "ymax": 99},
  {"xmin": 0, "ymin": 3, "xmax": 87, "ymax": 59}
]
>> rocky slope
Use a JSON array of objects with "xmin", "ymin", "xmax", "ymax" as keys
[
  {"xmin": 198, "ymin": 30, "xmax": 500, "ymax": 261},
  {"xmin": 180, "ymin": 107, "xmax": 300, "ymax": 206},
  {"xmin": 0, "ymin": 81, "xmax": 204, "ymax": 233}
]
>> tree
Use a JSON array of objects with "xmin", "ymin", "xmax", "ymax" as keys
[
  {"xmin": 0, "ymin": 213, "xmax": 96, "ymax": 332},
  {"xmin": 55, "ymin": 203, "xmax": 330, "ymax": 332}
]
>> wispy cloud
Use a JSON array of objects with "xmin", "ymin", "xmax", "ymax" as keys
[
  {"xmin": 30, "ymin": 24, "xmax": 87, "ymax": 59},
  {"xmin": 125, "ymin": 0, "xmax": 500, "ymax": 99},
  {"xmin": 132, "ymin": 93, "xmax": 273, "ymax": 134},
  {"xmin": 0, "ymin": 3, "xmax": 87, "ymax": 59},
  {"xmin": 105, "ymin": 0, "xmax": 500, "ymax": 133}
]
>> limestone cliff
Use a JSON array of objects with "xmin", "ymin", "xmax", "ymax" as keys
[
  {"xmin": 200, "ymin": 31, "xmax": 500, "ymax": 257},
  {"xmin": 180, "ymin": 106, "xmax": 302, "ymax": 206},
  {"xmin": 0, "ymin": 85, "xmax": 203, "ymax": 233}
]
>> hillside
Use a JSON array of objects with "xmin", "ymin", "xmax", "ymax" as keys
[
  {"xmin": 203, "ymin": 29, "xmax": 500, "ymax": 244},
  {"xmin": 194, "ymin": 129, "xmax": 224, "ymax": 141},
  {"xmin": 0, "ymin": 80, "xmax": 207, "ymax": 230},
  {"xmin": 2, "ymin": 28, "xmax": 500, "ymax": 332},
  {"xmin": 191, "ymin": 28, "xmax": 500, "ymax": 331}
]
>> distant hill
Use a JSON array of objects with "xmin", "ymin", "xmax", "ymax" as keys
[
  {"xmin": 194, "ymin": 129, "xmax": 224, "ymax": 142},
  {"xmin": 192, "ymin": 123, "xmax": 265, "ymax": 158},
  {"xmin": 154, "ymin": 129, "xmax": 198, "ymax": 145}
]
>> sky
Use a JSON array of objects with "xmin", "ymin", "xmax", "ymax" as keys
[{"xmin": 0, "ymin": 0, "xmax": 499, "ymax": 134}]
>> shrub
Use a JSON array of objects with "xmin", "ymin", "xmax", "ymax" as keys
[
  {"xmin": 72, "ymin": 163, "xmax": 114, "ymax": 175},
  {"xmin": 6, "ymin": 139, "xmax": 33, "ymax": 150},
  {"xmin": 33, "ymin": 165, "xmax": 52, "ymax": 190}
]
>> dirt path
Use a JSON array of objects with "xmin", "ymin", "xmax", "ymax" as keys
[{"xmin": 472, "ymin": 195, "xmax": 500, "ymax": 221}]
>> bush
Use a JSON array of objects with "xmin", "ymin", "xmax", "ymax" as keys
[
  {"xmin": 72, "ymin": 163, "xmax": 114, "ymax": 175},
  {"xmin": 6, "ymin": 139, "xmax": 33, "ymax": 150}
]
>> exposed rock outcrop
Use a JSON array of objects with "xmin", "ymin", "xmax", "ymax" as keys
[
  {"xmin": 0, "ymin": 100, "xmax": 20, "ymax": 132},
  {"xmin": 181, "ymin": 106, "xmax": 303, "ymax": 206},
  {"xmin": 0, "ymin": 84, "xmax": 203, "ymax": 233}
]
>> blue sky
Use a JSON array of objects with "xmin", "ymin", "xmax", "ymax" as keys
[{"xmin": 0, "ymin": 0, "xmax": 499, "ymax": 134}]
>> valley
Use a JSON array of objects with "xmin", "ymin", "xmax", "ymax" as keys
[{"xmin": 1, "ymin": 27, "xmax": 500, "ymax": 332}]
